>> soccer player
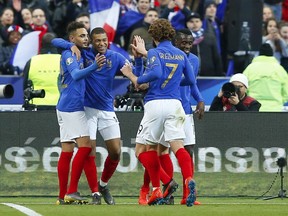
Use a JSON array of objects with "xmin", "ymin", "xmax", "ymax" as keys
[
  {"xmin": 56, "ymin": 21, "xmax": 106, "ymax": 205},
  {"xmin": 134, "ymin": 29, "xmax": 205, "ymax": 206},
  {"xmin": 170, "ymin": 28, "xmax": 204, "ymax": 204},
  {"xmin": 52, "ymin": 27, "xmax": 136, "ymax": 205},
  {"xmin": 121, "ymin": 19, "xmax": 197, "ymax": 207}
]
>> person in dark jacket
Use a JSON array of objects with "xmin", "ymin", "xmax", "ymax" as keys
[
  {"xmin": 186, "ymin": 12, "xmax": 224, "ymax": 76},
  {"xmin": 209, "ymin": 73, "xmax": 261, "ymax": 111},
  {"xmin": 0, "ymin": 25, "xmax": 23, "ymax": 75}
]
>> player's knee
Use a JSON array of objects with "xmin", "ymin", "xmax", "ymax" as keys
[{"xmin": 109, "ymin": 151, "xmax": 121, "ymax": 161}]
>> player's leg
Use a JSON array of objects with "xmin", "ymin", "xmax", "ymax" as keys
[
  {"xmin": 165, "ymin": 100, "xmax": 196, "ymax": 207},
  {"xmin": 158, "ymin": 144, "xmax": 177, "ymax": 204},
  {"xmin": 83, "ymin": 141, "xmax": 101, "ymax": 205},
  {"xmin": 180, "ymin": 114, "xmax": 200, "ymax": 205},
  {"xmin": 61, "ymin": 111, "xmax": 91, "ymax": 202},
  {"xmin": 135, "ymin": 136, "xmax": 151, "ymax": 205},
  {"xmin": 136, "ymin": 100, "xmax": 166, "ymax": 205},
  {"xmin": 84, "ymin": 107, "xmax": 101, "ymax": 204},
  {"xmin": 56, "ymin": 142, "xmax": 74, "ymax": 205},
  {"xmin": 138, "ymin": 168, "xmax": 150, "ymax": 205},
  {"xmin": 98, "ymin": 111, "xmax": 121, "ymax": 205},
  {"xmin": 56, "ymin": 110, "xmax": 75, "ymax": 204}
]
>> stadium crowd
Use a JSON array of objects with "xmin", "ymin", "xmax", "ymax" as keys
[
  {"xmin": 0, "ymin": 0, "xmax": 288, "ymax": 112},
  {"xmin": 1, "ymin": 0, "xmax": 288, "ymax": 76}
]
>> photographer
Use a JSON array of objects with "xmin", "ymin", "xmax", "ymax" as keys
[{"xmin": 209, "ymin": 73, "xmax": 261, "ymax": 111}]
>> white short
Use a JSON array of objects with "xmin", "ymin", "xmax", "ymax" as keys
[
  {"xmin": 85, "ymin": 107, "xmax": 120, "ymax": 140},
  {"xmin": 183, "ymin": 114, "xmax": 196, "ymax": 146},
  {"xmin": 56, "ymin": 110, "xmax": 90, "ymax": 143},
  {"xmin": 158, "ymin": 114, "xmax": 195, "ymax": 147},
  {"xmin": 135, "ymin": 99, "xmax": 185, "ymax": 145}
]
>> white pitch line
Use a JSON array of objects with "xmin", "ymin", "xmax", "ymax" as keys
[{"xmin": 1, "ymin": 203, "xmax": 42, "ymax": 216}]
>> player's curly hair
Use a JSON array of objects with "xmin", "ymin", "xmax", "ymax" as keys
[{"xmin": 148, "ymin": 19, "xmax": 176, "ymax": 42}]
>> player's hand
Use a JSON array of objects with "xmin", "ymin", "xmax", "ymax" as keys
[
  {"xmin": 121, "ymin": 63, "xmax": 138, "ymax": 86},
  {"xmin": 95, "ymin": 53, "xmax": 106, "ymax": 68},
  {"xmin": 195, "ymin": 101, "xmax": 205, "ymax": 120},
  {"xmin": 71, "ymin": 45, "xmax": 81, "ymax": 61},
  {"xmin": 130, "ymin": 35, "xmax": 147, "ymax": 57},
  {"xmin": 131, "ymin": 36, "xmax": 143, "ymax": 58},
  {"xmin": 120, "ymin": 62, "xmax": 133, "ymax": 77},
  {"xmin": 138, "ymin": 83, "xmax": 149, "ymax": 90}
]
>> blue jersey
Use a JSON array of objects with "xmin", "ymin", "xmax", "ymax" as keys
[
  {"xmin": 137, "ymin": 41, "xmax": 196, "ymax": 103},
  {"xmin": 51, "ymin": 38, "xmax": 131, "ymax": 112},
  {"xmin": 57, "ymin": 50, "xmax": 86, "ymax": 112},
  {"xmin": 83, "ymin": 49, "xmax": 130, "ymax": 111},
  {"xmin": 180, "ymin": 53, "xmax": 204, "ymax": 114}
]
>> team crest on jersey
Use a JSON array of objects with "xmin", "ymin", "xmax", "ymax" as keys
[
  {"xmin": 106, "ymin": 59, "xmax": 112, "ymax": 68},
  {"xmin": 66, "ymin": 57, "xmax": 73, "ymax": 65},
  {"xmin": 149, "ymin": 56, "xmax": 156, "ymax": 65}
]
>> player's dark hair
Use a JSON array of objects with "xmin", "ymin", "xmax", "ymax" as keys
[
  {"xmin": 90, "ymin": 27, "xmax": 107, "ymax": 36},
  {"xmin": 176, "ymin": 28, "xmax": 193, "ymax": 37},
  {"xmin": 66, "ymin": 21, "xmax": 85, "ymax": 36},
  {"xmin": 173, "ymin": 29, "xmax": 194, "ymax": 46}
]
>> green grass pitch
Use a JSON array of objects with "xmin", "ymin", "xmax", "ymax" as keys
[{"xmin": 1, "ymin": 197, "xmax": 288, "ymax": 216}]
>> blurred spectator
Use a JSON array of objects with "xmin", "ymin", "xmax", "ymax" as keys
[
  {"xmin": 120, "ymin": 0, "xmax": 136, "ymax": 16},
  {"xmin": 7, "ymin": 0, "xmax": 51, "ymax": 27},
  {"xmin": 215, "ymin": 0, "xmax": 227, "ymax": 22},
  {"xmin": 65, "ymin": 0, "xmax": 89, "ymax": 26},
  {"xmin": 29, "ymin": 8, "xmax": 53, "ymax": 52},
  {"xmin": 243, "ymin": 43, "xmax": 288, "ymax": 112},
  {"xmin": 209, "ymin": 73, "xmax": 261, "ymax": 111},
  {"xmin": 202, "ymin": 0, "xmax": 222, "ymax": 55},
  {"xmin": 262, "ymin": 17, "xmax": 288, "ymax": 62},
  {"xmin": 21, "ymin": 8, "xmax": 33, "ymax": 30},
  {"xmin": 115, "ymin": 0, "xmax": 150, "ymax": 50},
  {"xmin": 263, "ymin": 5, "xmax": 274, "ymax": 23},
  {"xmin": 75, "ymin": 12, "xmax": 90, "ymax": 32},
  {"xmin": 186, "ymin": 12, "xmax": 224, "ymax": 76},
  {"xmin": 264, "ymin": 0, "xmax": 284, "ymax": 21},
  {"xmin": 51, "ymin": 0, "xmax": 88, "ymax": 38},
  {"xmin": 279, "ymin": 21, "xmax": 288, "ymax": 71},
  {"xmin": 0, "ymin": 8, "xmax": 14, "ymax": 45},
  {"xmin": 51, "ymin": 0, "xmax": 67, "ymax": 38},
  {"xmin": 154, "ymin": 0, "xmax": 169, "ymax": 15},
  {"xmin": 160, "ymin": 0, "xmax": 192, "ymax": 30},
  {"xmin": 185, "ymin": 0, "xmax": 201, "ymax": 12},
  {"xmin": 0, "ymin": 25, "xmax": 23, "ymax": 75},
  {"xmin": 128, "ymin": 8, "xmax": 158, "ymax": 54}
]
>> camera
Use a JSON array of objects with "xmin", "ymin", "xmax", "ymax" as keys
[
  {"xmin": 0, "ymin": 84, "xmax": 14, "ymax": 99},
  {"xmin": 114, "ymin": 84, "xmax": 145, "ymax": 111},
  {"xmin": 222, "ymin": 82, "xmax": 240, "ymax": 98},
  {"xmin": 23, "ymin": 80, "xmax": 45, "ymax": 110},
  {"xmin": 24, "ymin": 80, "xmax": 45, "ymax": 101}
]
